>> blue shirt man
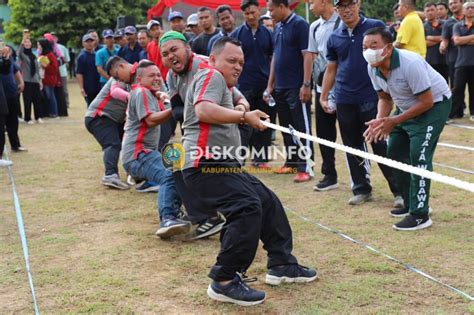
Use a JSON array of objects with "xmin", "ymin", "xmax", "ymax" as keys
[
  {"xmin": 96, "ymin": 29, "xmax": 119, "ymax": 86},
  {"xmin": 77, "ymin": 34, "xmax": 101, "ymax": 106},
  {"xmin": 267, "ymin": 0, "xmax": 313, "ymax": 182},
  {"xmin": 320, "ymin": 0, "xmax": 400, "ymax": 206},
  {"xmin": 117, "ymin": 26, "xmax": 143, "ymax": 64}
]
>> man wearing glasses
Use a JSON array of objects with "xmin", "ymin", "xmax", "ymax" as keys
[{"xmin": 320, "ymin": 0, "xmax": 402, "ymax": 207}]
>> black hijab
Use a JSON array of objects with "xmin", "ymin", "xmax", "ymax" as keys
[{"xmin": 23, "ymin": 43, "xmax": 36, "ymax": 78}]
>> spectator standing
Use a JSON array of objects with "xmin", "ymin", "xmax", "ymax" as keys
[
  {"xmin": 231, "ymin": 0, "xmax": 274, "ymax": 168},
  {"xmin": 260, "ymin": 12, "xmax": 275, "ymax": 31},
  {"xmin": 18, "ymin": 38, "xmax": 44, "ymax": 124},
  {"xmin": 437, "ymin": 1, "xmax": 450, "ymax": 19},
  {"xmin": 118, "ymin": 26, "xmax": 143, "ymax": 64},
  {"xmin": 137, "ymin": 30, "xmax": 149, "ymax": 60},
  {"xmin": 267, "ymin": 0, "xmax": 314, "ymax": 183},
  {"xmin": 96, "ymin": 29, "xmax": 119, "ymax": 87},
  {"xmin": 395, "ymin": 0, "xmax": 427, "ymax": 58},
  {"xmin": 207, "ymin": 5, "xmax": 236, "ymax": 54},
  {"xmin": 146, "ymin": 20, "xmax": 168, "ymax": 80},
  {"xmin": 51, "ymin": 32, "xmax": 70, "ymax": 109},
  {"xmin": 186, "ymin": 13, "xmax": 202, "ymax": 42},
  {"xmin": 169, "ymin": 11, "xmax": 195, "ymax": 41},
  {"xmin": 320, "ymin": 0, "xmax": 401, "ymax": 206},
  {"xmin": 191, "ymin": 7, "xmax": 220, "ymax": 56},
  {"xmin": 452, "ymin": 1, "xmax": 474, "ymax": 121},
  {"xmin": 440, "ymin": 0, "xmax": 464, "ymax": 112},
  {"xmin": 306, "ymin": 0, "xmax": 340, "ymax": 191},
  {"xmin": 388, "ymin": 4, "xmax": 402, "ymax": 41},
  {"xmin": 76, "ymin": 34, "xmax": 101, "ymax": 106},
  {"xmin": 44, "ymin": 33, "xmax": 67, "ymax": 116},
  {"xmin": 424, "ymin": 2, "xmax": 449, "ymax": 82},
  {"xmin": 0, "ymin": 47, "xmax": 13, "ymax": 158},
  {"xmin": 38, "ymin": 38, "xmax": 60, "ymax": 117},
  {"xmin": 68, "ymin": 48, "xmax": 76, "ymax": 79},
  {"xmin": 114, "ymin": 29, "xmax": 127, "ymax": 48}
]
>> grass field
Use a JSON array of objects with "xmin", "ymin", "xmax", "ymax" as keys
[{"xmin": 1, "ymin": 80, "xmax": 473, "ymax": 313}]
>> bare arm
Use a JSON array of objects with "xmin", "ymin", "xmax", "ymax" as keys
[
  {"xmin": 453, "ymin": 34, "xmax": 474, "ymax": 45},
  {"xmin": 144, "ymin": 108, "xmax": 172, "ymax": 128},
  {"xmin": 97, "ymin": 66, "xmax": 110, "ymax": 81},
  {"xmin": 319, "ymin": 62, "xmax": 337, "ymax": 113},
  {"xmin": 266, "ymin": 56, "xmax": 275, "ymax": 94},
  {"xmin": 14, "ymin": 70, "xmax": 25, "ymax": 94},
  {"xmin": 77, "ymin": 74, "xmax": 87, "ymax": 96}
]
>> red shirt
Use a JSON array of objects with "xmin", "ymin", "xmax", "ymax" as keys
[
  {"xmin": 146, "ymin": 40, "xmax": 168, "ymax": 80},
  {"xmin": 42, "ymin": 52, "xmax": 59, "ymax": 87}
]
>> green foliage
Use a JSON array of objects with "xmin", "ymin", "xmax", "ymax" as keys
[{"xmin": 5, "ymin": 0, "xmax": 155, "ymax": 48}]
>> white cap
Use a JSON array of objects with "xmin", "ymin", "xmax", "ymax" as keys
[
  {"xmin": 187, "ymin": 13, "xmax": 198, "ymax": 26},
  {"xmin": 147, "ymin": 19, "xmax": 161, "ymax": 31}
]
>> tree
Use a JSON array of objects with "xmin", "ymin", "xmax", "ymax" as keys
[{"xmin": 5, "ymin": 0, "xmax": 155, "ymax": 48}]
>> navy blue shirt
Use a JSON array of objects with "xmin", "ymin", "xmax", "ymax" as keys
[
  {"xmin": 0, "ymin": 57, "xmax": 19, "ymax": 99},
  {"xmin": 231, "ymin": 23, "xmax": 273, "ymax": 90},
  {"xmin": 139, "ymin": 49, "xmax": 147, "ymax": 61},
  {"xmin": 118, "ymin": 43, "xmax": 143, "ymax": 64},
  {"xmin": 272, "ymin": 13, "xmax": 309, "ymax": 89},
  {"xmin": 76, "ymin": 50, "xmax": 101, "ymax": 95},
  {"xmin": 326, "ymin": 16, "xmax": 384, "ymax": 104}
]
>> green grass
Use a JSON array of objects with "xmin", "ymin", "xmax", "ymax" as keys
[{"xmin": 0, "ymin": 79, "xmax": 473, "ymax": 313}]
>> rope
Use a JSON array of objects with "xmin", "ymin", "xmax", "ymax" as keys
[
  {"xmin": 3, "ymin": 147, "xmax": 40, "ymax": 315},
  {"xmin": 263, "ymin": 121, "xmax": 474, "ymax": 193}
]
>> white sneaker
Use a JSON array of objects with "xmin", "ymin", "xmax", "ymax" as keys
[
  {"xmin": 18, "ymin": 117, "xmax": 24, "ymax": 122},
  {"xmin": 470, "ymin": 115, "xmax": 474, "ymax": 122},
  {"xmin": 37, "ymin": 118, "xmax": 44, "ymax": 124},
  {"xmin": 27, "ymin": 120, "xmax": 34, "ymax": 125},
  {"xmin": 0, "ymin": 159, "xmax": 13, "ymax": 167}
]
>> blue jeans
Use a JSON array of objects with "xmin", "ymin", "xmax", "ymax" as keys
[
  {"xmin": 123, "ymin": 151, "xmax": 181, "ymax": 220},
  {"xmin": 44, "ymin": 86, "xmax": 58, "ymax": 116}
]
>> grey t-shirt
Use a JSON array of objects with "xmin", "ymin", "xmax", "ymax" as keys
[
  {"xmin": 368, "ymin": 49, "xmax": 451, "ymax": 112},
  {"xmin": 85, "ymin": 78, "xmax": 129, "ymax": 123},
  {"xmin": 453, "ymin": 21, "xmax": 474, "ymax": 68},
  {"xmin": 121, "ymin": 86, "xmax": 161, "ymax": 165},
  {"xmin": 182, "ymin": 68, "xmax": 241, "ymax": 169}
]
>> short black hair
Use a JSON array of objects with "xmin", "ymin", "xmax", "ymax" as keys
[
  {"xmin": 240, "ymin": 0, "xmax": 259, "ymax": 11},
  {"xmin": 198, "ymin": 6, "xmax": 212, "ymax": 13},
  {"xmin": 105, "ymin": 56, "xmax": 128, "ymax": 76},
  {"xmin": 392, "ymin": 3, "xmax": 400, "ymax": 11},
  {"xmin": 216, "ymin": 4, "xmax": 232, "ymax": 17},
  {"xmin": 270, "ymin": 0, "xmax": 289, "ymax": 7},
  {"xmin": 436, "ymin": 1, "xmax": 448, "ymax": 9},
  {"xmin": 424, "ymin": 2, "xmax": 437, "ymax": 8},
  {"xmin": 400, "ymin": 0, "xmax": 416, "ymax": 10},
  {"xmin": 211, "ymin": 36, "xmax": 242, "ymax": 56},
  {"xmin": 363, "ymin": 26, "xmax": 394, "ymax": 44}
]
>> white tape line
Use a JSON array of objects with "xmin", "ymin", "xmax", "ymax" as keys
[
  {"xmin": 438, "ymin": 142, "xmax": 474, "ymax": 152},
  {"xmin": 448, "ymin": 123, "xmax": 474, "ymax": 130},
  {"xmin": 433, "ymin": 162, "xmax": 474, "ymax": 175},
  {"xmin": 263, "ymin": 121, "xmax": 474, "ymax": 193}
]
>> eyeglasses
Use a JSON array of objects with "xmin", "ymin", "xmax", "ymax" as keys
[{"xmin": 336, "ymin": 1, "xmax": 358, "ymax": 10}]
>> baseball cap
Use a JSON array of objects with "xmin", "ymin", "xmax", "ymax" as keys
[
  {"xmin": 114, "ymin": 29, "xmax": 124, "ymax": 38},
  {"xmin": 334, "ymin": 0, "xmax": 356, "ymax": 6},
  {"xmin": 82, "ymin": 33, "xmax": 94, "ymax": 42},
  {"xmin": 102, "ymin": 29, "xmax": 114, "ymax": 38},
  {"xmin": 187, "ymin": 13, "xmax": 198, "ymax": 26},
  {"xmin": 146, "ymin": 19, "xmax": 161, "ymax": 31},
  {"xmin": 168, "ymin": 11, "xmax": 184, "ymax": 22},
  {"xmin": 124, "ymin": 25, "xmax": 137, "ymax": 35}
]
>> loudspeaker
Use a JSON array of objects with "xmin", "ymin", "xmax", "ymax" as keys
[{"xmin": 117, "ymin": 16, "xmax": 136, "ymax": 29}]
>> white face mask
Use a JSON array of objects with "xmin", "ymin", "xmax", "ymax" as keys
[{"xmin": 363, "ymin": 46, "xmax": 386, "ymax": 65}]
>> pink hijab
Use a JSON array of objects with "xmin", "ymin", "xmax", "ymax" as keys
[{"xmin": 43, "ymin": 33, "xmax": 64, "ymax": 59}]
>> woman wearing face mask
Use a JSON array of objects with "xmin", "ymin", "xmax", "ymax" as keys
[
  {"xmin": 363, "ymin": 27, "xmax": 452, "ymax": 232},
  {"xmin": 18, "ymin": 38, "xmax": 44, "ymax": 124}
]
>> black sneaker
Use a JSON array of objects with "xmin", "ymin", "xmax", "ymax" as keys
[
  {"xmin": 207, "ymin": 274, "xmax": 265, "ymax": 306},
  {"xmin": 192, "ymin": 215, "xmax": 226, "ymax": 240},
  {"xmin": 155, "ymin": 217, "xmax": 191, "ymax": 239},
  {"xmin": 265, "ymin": 264, "xmax": 318, "ymax": 286},
  {"xmin": 393, "ymin": 214, "xmax": 432, "ymax": 231},
  {"xmin": 390, "ymin": 207, "xmax": 432, "ymax": 218},
  {"xmin": 313, "ymin": 176, "xmax": 338, "ymax": 191}
]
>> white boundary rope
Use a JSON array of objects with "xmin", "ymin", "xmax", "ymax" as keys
[
  {"xmin": 447, "ymin": 123, "xmax": 474, "ymax": 130},
  {"xmin": 284, "ymin": 206, "xmax": 474, "ymax": 301},
  {"xmin": 433, "ymin": 162, "xmax": 474, "ymax": 175},
  {"xmin": 3, "ymin": 148, "xmax": 40, "ymax": 315},
  {"xmin": 263, "ymin": 121, "xmax": 474, "ymax": 193}
]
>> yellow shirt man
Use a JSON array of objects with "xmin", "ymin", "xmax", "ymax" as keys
[{"xmin": 396, "ymin": 11, "xmax": 427, "ymax": 57}]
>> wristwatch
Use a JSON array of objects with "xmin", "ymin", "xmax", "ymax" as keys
[{"xmin": 303, "ymin": 80, "xmax": 311, "ymax": 88}]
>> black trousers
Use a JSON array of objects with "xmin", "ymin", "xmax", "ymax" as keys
[
  {"xmin": 432, "ymin": 64, "xmax": 449, "ymax": 84},
  {"xmin": 336, "ymin": 101, "xmax": 400, "ymax": 196},
  {"xmin": 23, "ymin": 82, "xmax": 43, "ymax": 121},
  {"xmin": 0, "ymin": 115, "xmax": 5, "ymax": 157},
  {"xmin": 452, "ymin": 66, "xmax": 474, "ymax": 118},
  {"xmin": 448, "ymin": 61, "xmax": 456, "ymax": 88},
  {"xmin": 273, "ymin": 88, "xmax": 314, "ymax": 173},
  {"xmin": 157, "ymin": 116, "xmax": 177, "ymax": 152},
  {"xmin": 55, "ymin": 86, "xmax": 68, "ymax": 117},
  {"xmin": 5, "ymin": 96, "xmax": 21, "ymax": 149},
  {"xmin": 183, "ymin": 163, "xmax": 298, "ymax": 281},
  {"xmin": 315, "ymin": 91, "xmax": 337, "ymax": 180},
  {"xmin": 85, "ymin": 116, "xmax": 123, "ymax": 176},
  {"xmin": 241, "ymin": 87, "xmax": 277, "ymax": 163}
]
